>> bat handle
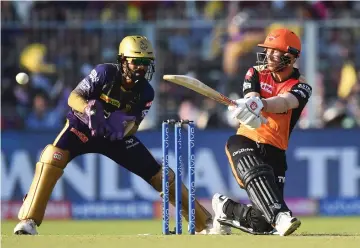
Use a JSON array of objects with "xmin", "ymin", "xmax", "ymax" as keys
[{"xmin": 229, "ymin": 100, "xmax": 237, "ymax": 107}]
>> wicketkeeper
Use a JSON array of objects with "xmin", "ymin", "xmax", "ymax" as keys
[
  {"xmin": 14, "ymin": 36, "xmax": 216, "ymax": 235},
  {"xmin": 211, "ymin": 28, "xmax": 312, "ymax": 236}
]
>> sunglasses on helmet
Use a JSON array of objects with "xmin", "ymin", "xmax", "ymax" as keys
[{"xmin": 127, "ymin": 58, "xmax": 153, "ymax": 66}]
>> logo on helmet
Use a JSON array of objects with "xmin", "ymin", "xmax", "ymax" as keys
[
  {"xmin": 140, "ymin": 41, "xmax": 148, "ymax": 51},
  {"xmin": 268, "ymin": 34, "xmax": 280, "ymax": 41}
]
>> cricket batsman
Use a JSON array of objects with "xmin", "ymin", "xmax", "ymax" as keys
[
  {"xmin": 14, "ymin": 36, "xmax": 216, "ymax": 235},
  {"xmin": 211, "ymin": 28, "xmax": 312, "ymax": 236}
]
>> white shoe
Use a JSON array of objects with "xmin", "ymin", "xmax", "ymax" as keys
[
  {"xmin": 196, "ymin": 220, "xmax": 214, "ymax": 235},
  {"xmin": 211, "ymin": 193, "xmax": 232, "ymax": 235},
  {"xmin": 14, "ymin": 219, "xmax": 38, "ymax": 235},
  {"xmin": 274, "ymin": 212, "xmax": 301, "ymax": 236}
]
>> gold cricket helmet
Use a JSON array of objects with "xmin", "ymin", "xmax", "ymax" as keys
[
  {"xmin": 118, "ymin": 35, "xmax": 155, "ymax": 59},
  {"xmin": 118, "ymin": 36, "xmax": 155, "ymax": 83}
]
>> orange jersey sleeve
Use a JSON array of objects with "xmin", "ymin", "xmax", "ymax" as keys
[{"xmin": 237, "ymin": 68, "xmax": 312, "ymax": 150}]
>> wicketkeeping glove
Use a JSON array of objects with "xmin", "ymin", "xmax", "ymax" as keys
[
  {"xmin": 84, "ymin": 100, "xmax": 112, "ymax": 137},
  {"xmin": 106, "ymin": 111, "xmax": 136, "ymax": 141}
]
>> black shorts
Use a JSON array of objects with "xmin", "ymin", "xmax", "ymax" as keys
[
  {"xmin": 225, "ymin": 134, "xmax": 287, "ymax": 196},
  {"xmin": 52, "ymin": 116, "xmax": 161, "ymax": 182}
]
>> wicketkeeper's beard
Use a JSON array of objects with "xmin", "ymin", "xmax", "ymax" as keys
[
  {"xmin": 131, "ymin": 68, "xmax": 146, "ymax": 83},
  {"xmin": 122, "ymin": 69, "xmax": 146, "ymax": 89}
]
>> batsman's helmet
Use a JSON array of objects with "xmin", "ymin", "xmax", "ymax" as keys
[
  {"xmin": 257, "ymin": 28, "xmax": 301, "ymax": 57},
  {"xmin": 118, "ymin": 36, "xmax": 155, "ymax": 82},
  {"xmin": 256, "ymin": 28, "xmax": 301, "ymax": 73}
]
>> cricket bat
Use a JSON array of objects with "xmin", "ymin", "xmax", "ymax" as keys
[
  {"xmin": 163, "ymin": 75, "xmax": 237, "ymax": 107},
  {"xmin": 163, "ymin": 74, "xmax": 267, "ymax": 123}
]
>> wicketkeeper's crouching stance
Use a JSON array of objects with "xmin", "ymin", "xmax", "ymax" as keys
[
  {"xmin": 14, "ymin": 36, "xmax": 222, "ymax": 235},
  {"xmin": 211, "ymin": 28, "xmax": 312, "ymax": 236}
]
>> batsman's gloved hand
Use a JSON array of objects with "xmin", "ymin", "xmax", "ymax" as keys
[
  {"xmin": 228, "ymin": 97, "xmax": 267, "ymax": 129},
  {"xmin": 106, "ymin": 111, "xmax": 136, "ymax": 141},
  {"xmin": 84, "ymin": 100, "xmax": 111, "ymax": 137}
]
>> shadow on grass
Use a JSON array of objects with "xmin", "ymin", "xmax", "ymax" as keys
[{"xmin": 294, "ymin": 233, "xmax": 359, "ymax": 237}]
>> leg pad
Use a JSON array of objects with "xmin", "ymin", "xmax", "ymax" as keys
[
  {"xmin": 18, "ymin": 145, "xmax": 69, "ymax": 226},
  {"xmin": 236, "ymin": 155, "xmax": 289, "ymax": 224}
]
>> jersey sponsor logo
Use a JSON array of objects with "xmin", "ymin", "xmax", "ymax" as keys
[
  {"xmin": 70, "ymin": 127, "xmax": 89, "ymax": 143},
  {"xmin": 243, "ymin": 82, "xmax": 252, "ymax": 91},
  {"xmin": 297, "ymin": 83, "xmax": 312, "ymax": 97},
  {"xmin": 53, "ymin": 152, "xmax": 63, "ymax": 161},
  {"xmin": 292, "ymin": 89, "xmax": 307, "ymax": 99},
  {"xmin": 145, "ymin": 101, "xmax": 153, "ymax": 107},
  {"xmin": 260, "ymin": 82, "xmax": 273, "ymax": 94},
  {"xmin": 125, "ymin": 138, "xmax": 134, "ymax": 145},
  {"xmin": 100, "ymin": 94, "xmax": 120, "ymax": 108},
  {"xmin": 124, "ymin": 137, "xmax": 140, "ymax": 149},
  {"xmin": 232, "ymin": 148, "xmax": 254, "ymax": 157},
  {"xmin": 89, "ymin": 69, "xmax": 99, "ymax": 83},
  {"xmin": 79, "ymin": 79, "xmax": 90, "ymax": 91}
]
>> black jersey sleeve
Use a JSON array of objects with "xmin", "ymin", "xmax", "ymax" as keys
[
  {"xmin": 243, "ymin": 67, "xmax": 261, "ymax": 96},
  {"xmin": 288, "ymin": 82, "xmax": 312, "ymax": 109}
]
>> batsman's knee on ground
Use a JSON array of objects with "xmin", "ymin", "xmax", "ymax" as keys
[
  {"xmin": 150, "ymin": 167, "xmax": 212, "ymax": 232},
  {"xmin": 18, "ymin": 145, "xmax": 70, "ymax": 226}
]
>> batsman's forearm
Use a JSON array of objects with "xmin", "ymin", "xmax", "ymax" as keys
[
  {"xmin": 68, "ymin": 91, "xmax": 88, "ymax": 113},
  {"xmin": 261, "ymin": 96, "xmax": 292, "ymax": 114}
]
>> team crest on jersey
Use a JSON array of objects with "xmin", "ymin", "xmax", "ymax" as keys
[{"xmin": 89, "ymin": 69, "xmax": 99, "ymax": 83}]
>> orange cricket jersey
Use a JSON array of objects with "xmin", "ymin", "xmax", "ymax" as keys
[{"xmin": 237, "ymin": 67, "xmax": 311, "ymax": 150}]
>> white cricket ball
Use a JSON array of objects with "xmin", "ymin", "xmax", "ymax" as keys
[{"xmin": 16, "ymin": 72, "xmax": 29, "ymax": 85}]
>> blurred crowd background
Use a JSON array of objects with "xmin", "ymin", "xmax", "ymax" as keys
[{"xmin": 2, "ymin": 1, "xmax": 360, "ymax": 131}]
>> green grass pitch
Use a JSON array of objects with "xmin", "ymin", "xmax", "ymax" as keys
[{"xmin": 2, "ymin": 217, "xmax": 360, "ymax": 248}]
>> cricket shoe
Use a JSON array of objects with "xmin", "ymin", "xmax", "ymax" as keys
[
  {"xmin": 211, "ymin": 193, "xmax": 232, "ymax": 235},
  {"xmin": 274, "ymin": 212, "xmax": 301, "ymax": 236},
  {"xmin": 14, "ymin": 219, "xmax": 38, "ymax": 235},
  {"xmin": 196, "ymin": 220, "xmax": 215, "ymax": 235}
]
